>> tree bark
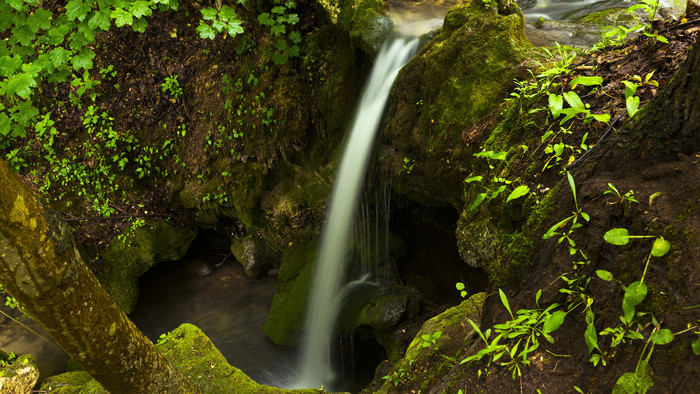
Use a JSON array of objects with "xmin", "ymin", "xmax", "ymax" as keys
[{"xmin": 0, "ymin": 160, "xmax": 202, "ymax": 393}]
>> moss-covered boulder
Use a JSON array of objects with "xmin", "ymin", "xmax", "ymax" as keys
[
  {"xmin": 0, "ymin": 354, "xmax": 39, "ymax": 394},
  {"xmin": 379, "ymin": 0, "xmax": 531, "ymax": 208},
  {"xmin": 40, "ymin": 323, "xmax": 324, "ymax": 393},
  {"xmin": 264, "ymin": 236, "xmax": 319, "ymax": 345},
  {"xmin": 363, "ymin": 292, "xmax": 486, "ymax": 393},
  {"xmin": 230, "ymin": 235, "xmax": 280, "ymax": 279},
  {"xmin": 99, "ymin": 221, "xmax": 197, "ymax": 313},
  {"xmin": 336, "ymin": 0, "xmax": 393, "ymax": 57}
]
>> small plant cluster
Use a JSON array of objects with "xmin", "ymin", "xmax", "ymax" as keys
[
  {"xmin": 257, "ymin": 0, "xmax": 302, "ymax": 65},
  {"xmin": 0, "ymin": 351, "xmax": 17, "ymax": 367},
  {"xmin": 196, "ymin": 4, "xmax": 244, "ymax": 40},
  {"xmin": 598, "ymin": 0, "xmax": 668, "ymax": 47},
  {"xmin": 464, "ymin": 149, "xmax": 531, "ymax": 211},
  {"xmin": 382, "ymin": 359, "xmax": 414, "ymax": 386},
  {"xmin": 161, "ymin": 74, "xmax": 183, "ymax": 101}
]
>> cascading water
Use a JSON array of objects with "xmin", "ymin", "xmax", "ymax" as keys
[{"xmin": 294, "ymin": 34, "xmax": 420, "ymax": 390}]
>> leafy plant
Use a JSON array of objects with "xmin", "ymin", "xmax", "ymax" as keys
[
  {"xmin": 465, "ymin": 150, "xmax": 531, "ymax": 211},
  {"xmin": 461, "ymin": 289, "xmax": 566, "ymax": 380},
  {"xmin": 401, "ymin": 157, "xmax": 415, "ymax": 175},
  {"xmin": 257, "ymin": 0, "xmax": 302, "ymax": 65},
  {"xmin": 196, "ymin": 4, "xmax": 243, "ymax": 39},
  {"xmin": 382, "ymin": 359, "xmax": 414, "ymax": 386},
  {"xmin": 543, "ymin": 172, "xmax": 590, "ymax": 254},
  {"xmin": 161, "ymin": 74, "xmax": 183, "ymax": 100},
  {"xmin": 421, "ymin": 331, "xmax": 442, "ymax": 351},
  {"xmin": 604, "ymin": 182, "xmax": 638, "ymax": 204}
]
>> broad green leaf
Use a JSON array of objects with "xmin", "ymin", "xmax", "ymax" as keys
[
  {"xmin": 226, "ymin": 20, "xmax": 244, "ymax": 36},
  {"xmin": 692, "ymin": 337, "xmax": 700, "ymax": 355},
  {"xmin": 621, "ymin": 80, "xmax": 638, "ymax": 99},
  {"xmin": 196, "ymin": 23, "xmax": 215, "ymax": 39},
  {"xmin": 27, "ymin": 8, "xmax": 53, "ymax": 33},
  {"xmin": 10, "ymin": 25, "xmax": 35, "ymax": 46},
  {"xmin": 286, "ymin": 13, "xmax": 300, "ymax": 25},
  {"xmin": 570, "ymin": 76, "xmax": 602, "ymax": 88},
  {"xmin": 71, "ymin": 48, "xmax": 95, "ymax": 70},
  {"xmin": 604, "ymin": 228, "xmax": 630, "ymax": 245},
  {"xmin": 201, "ymin": 7, "xmax": 218, "ymax": 21},
  {"xmin": 469, "ymin": 193, "xmax": 487, "ymax": 211},
  {"xmin": 499, "ymin": 289, "xmax": 513, "ymax": 319},
  {"xmin": 130, "ymin": 1, "xmax": 153, "ymax": 19},
  {"xmin": 131, "ymin": 17, "xmax": 148, "ymax": 33},
  {"xmin": 591, "ymin": 113, "xmax": 611, "ymax": 123},
  {"xmin": 289, "ymin": 31, "xmax": 302, "ymax": 44},
  {"xmin": 88, "ymin": 10, "xmax": 111, "ymax": 31},
  {"xmin": 563, "ymin": 90, "xmax": 586, "ymax": 110},
  {"xmin": 0, "ymin": 55, "xmax": 22, "ymax": 77},
  {"xmin": 622, "ymin": 281, "xmax": 647, "ymax": 322},
  {"xmin": 596, "ymin": 270, "xmax": 613, "ymax": 281},
  {"xmin": 649, "ymin": 329, "xmax": 674, "ymax": 345},
  {"xmin": 1, "ymin": 72, "xmax": 36, "ymax": 98},
  {"xmin": 7, "ymin": 0, "xmax": 24, "ymax": 11},
  {"xmin": 257, "ymin": 12, "xmax": 274, "ymax": 26},
  {"xmin": 218, "ymin": 5, "xmax": 238, "ymax": 21},
  {"xmin": 651, "ymin": 237, "xmax": 670, "ymax": 257},
  {"xmin": 66, "ymin": 0, "xmax": 92, "ymax": 22},
  {"xmin": 548, "ymin": 93, "xmax": 563, "ymax": 118},
  {"xmin": 212, "ymin": 19, "xmax": 226, "ymax": 32},
  {"xmin": 506, "ymin": 185, "xmax": 530, "ymax": 202},
  {"xmin": 584, "ymin": 310, "xmax": 599, "ymax": 354},
  {"xmin": 49, "ymin": 47, "xmax": 71, "ymax": 68},
  {"xmin": 626, "ymin": 95, "xmax": 640, "ymax": 117},
  {"xmin": 612, "ymin": 364, "xmax": 653, "ymax": 394},
  {"xmin": 270, "ymin": 24, "xmax": 285, "ymax": 37},
  {"xmin": 111, "ymin": 8, "xmax": 133, "ymax": 27},
  {"xmin": 0, "ymin": 113, "xmax": 9, "ymax": 136},
  {"xmin": 543, "ymin": 310, "xmax": 566, "ymax": 333},
  {"xmin": 271, "ymin": 5, "xmax": 286, "ymax": 14}
]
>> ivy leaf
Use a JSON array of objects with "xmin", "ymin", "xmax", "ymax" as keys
[
  {"xmin": 626, "ymin": 95, "xmax": 640, "ymax": 118},
  {"xmin": 130, "ymin": 1, "xmax": 153, "ymax": 19},
  {"xmin": 604, "ymin": 228, "xmax": 630, "ymax": 245},
  {"xmin": 66, "ymin": 0, "xmax": 92, "ymax": 22},
  {"xmin": 506, "ymin": 185, "xmax": 530, "ymax": 203}
]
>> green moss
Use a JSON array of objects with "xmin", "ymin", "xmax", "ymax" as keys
[
  {"xmin": 0, "ymin": 354, "xmax": 40, "ymax": 392},
  {"xmin": 264, "ymin": 236, "xmax": 319, "ymax": 345},
  {"xmin": 41, "ymin": 324, "xmax": 322, "ymax": 393},
  {"xmin": 99, "ymin": 221, "xmax": 197, "ymax": 313},
  {"xmin": 337, "ymin": 0, "xmax": 391, "ymax": 57}
]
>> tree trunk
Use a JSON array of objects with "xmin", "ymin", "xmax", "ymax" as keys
[{"xmin": 0, "ymin": 161, "xmax": 202, "ymax": 393}]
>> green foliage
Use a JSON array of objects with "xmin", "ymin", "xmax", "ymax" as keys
[
  {"xmin": 465, "ymin": 150, "xmax": 531, "ymax": 211},
  {"xmin": 161, "ymin": 74, "xmax": 183, "ymax": 100},
  {"xmin": 543, "ymin": 173, "xmax": 590, "ymax": 254},
  {"xmin": 196, "ymin": 5, "xmax": 243, "ymax": 39},
  {"xmin": 604, "ymin": 182, "xmax": 638, "ymax": 204},
  {"xmin": 461, "ymin": 290, "xmax": 566, "ymax": 380},
  {"xmin": 0, "ymin": 351, "xmax": 17, "ymax": 367},
  {"xmin": 0, "ymin": 0, "xmax": 179, "ymax": 140},
  {"xmin": 400, "ymin": 157, "xmax": 415, "ymax": 175},
  {"xmin": 421, "ymin": 331, "xmax": 442, "ymax": 351},
  {"xmin": 257, "ymin": 0, "xmax": 301, "ymax": 65},
  {"xmin": 382, "ymin": 359, "xmax": 413, "ymax": 386},
  {"xmin": 598, "ymin": 0, "xmax": 667, "ymax": 47}
]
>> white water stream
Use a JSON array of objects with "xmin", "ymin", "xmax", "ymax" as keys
[{"xmin": 294, "ymin": 35, "xmax": 420, "ymax": 389}]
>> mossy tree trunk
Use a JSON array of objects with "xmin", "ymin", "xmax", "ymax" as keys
[{"xmin": 0, "ymin": 160, "xmax": 202, "ymax": 393}]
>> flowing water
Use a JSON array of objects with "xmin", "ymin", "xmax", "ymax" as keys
[{"xmin": 294, "ymin": 35, "xmax": 420, "ymax": 390}]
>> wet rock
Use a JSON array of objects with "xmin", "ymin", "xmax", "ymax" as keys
[
  {"xmin": 0, "ymin": 354, "xmax": 40, "ymax": 394},
  {"xmin": 380, "ymin": 1, "xmax": 531, "ymax": 208},
  {"xmin": 230, "ymin": 236, "xmax": 279, "ymax": 279},
  {"xmin": 99, "ymin": 221, "xmax": 197, "ymax": 313}
]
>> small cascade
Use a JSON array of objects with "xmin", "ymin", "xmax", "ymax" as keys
[{"xmin": 294, "ymin": 34, "xmax": 420, "ymax": 389}]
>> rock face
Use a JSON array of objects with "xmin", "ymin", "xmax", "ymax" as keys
[
  {"xmin": 0, "ymin": 354, "xmax": 39, "ymax": 394},
  {"xmin": 379, "ymin": 0, "xmax": 531, "ymax": 208},
  {"xmin": 99, "ymin": 221, "xmax": 197, "ymax": 313},
  {"xmin": 230, "ymin": 235, "xmax": 279, "ymax": 279}
]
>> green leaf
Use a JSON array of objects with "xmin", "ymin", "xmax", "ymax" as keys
[
  {"xmin": 535, "ymin": 289, "xmax": 542, "ymax": 306},
  {"xmin": 286, "ymin": 13, "xmax": 300, "ymax": 25},
  {"xmin": 196, "ymin": 23, "xmax": 216, "ymax": 39},
  {"xmin": 613, "ymin": 364, "xmax": 653, "ymax": 394},
  {"xmin": 469, "ymin": 193, "xmax": 487, "ymax": 211},
  {"xmin": 692, "ymin": 337, "xmax": 700, "ymax": 355},
  {"xmin": 201, "ymin": 7, "xmax": 218, "ymax": 21},
  {"xmin": 66, "ymin": 0, "xmax": 92, "ymax": 22},
  {"xmin": 621, "ymin": 80, "xmax": 638, "ymax": 99},
  {"xmin": 0, "ymin": 113, "xmax": 10, "ymax": 136},
  {"xmin": 649, "ymin": 329, "xmax": 674, "ymax": 345},
  {"xmin": 71, "ymin": 48, "xmax": 95, "ymax": 70},
  {"xmin": 596, "ymin": 270, "xmax": 613, "ymax": 281},
  {"xmin": 219, "ymin": 5, "xmax": 238, "ymax": 21},
  {"xmin": 543, "ymin": 310, "xmax": 566, "ymax": 333},
  {"xmin": 566, "ymin": 172, "xmax": 577, "ymax": 206},
  {"xmin": 499, "ymin": 289, "xmax": 514, "ymax": 319},
  {"xmin": 563, "ymin": 90, "xmax": 586, "ymax": 110},
  {"xmin": 289, "ymin": 30, "xmax": 302, "ymax": 44},
  {"xmin": 131, "ymin": 17, "xmax": 148, "ymax": 33},
  {"xmin": 622, "ymin": 281, "xmax": 647, "ymax": 322},
  {"xmin": 130, "ymin": 1, "xmax": 153, "ymax": 19},
  {"xmin": 543, "ymin": 216, "xmax": 572, "ymax": 239},
  {"xmin": 626, "ymin": 95, "xmax": 640, "ymax": 118},
  {"xmin": 49, "ymin": 47, "xmax": 72, "ymax": 68},
  {"xmin": 584, "ymin": 310, "xmax": 599, "ymax": 354},
  {"xmin": 604, "ymin": 228, "xmax": 630, "ymax": 245},
  {"xmin": 27, "ymin": 8, "xmax": 53, "ymax": 33},
  {"xmin": 548, "ymin": 93, "xmax": 563, "ymax": 118},
  {"xmin": 10, "ymin": 25, "xmax": 35, "ymax": 46},
  {"xmin": 88, "ymin": 10, "xmax": 112, "ymax": 31},
  {"xmin": 1, "ymin": 72, "xmax": 36, "ymax": 98},
  {"xmin": 0, "ymin": 55, "xmax": 22, "ymax": 77},
  {"xmin": 506, "ymin": 185, "xmax": 530, "ymax": 203},
  {"xmin": 570, "ymin": 76, "xmax": 603, "ymax": 88},
  {"xmin": 271, "ymin": 24, "xmax": 286, "ymax": 37},
  {"xmin": 464, "ymin": 175, "xmax": 483, "ymax": 183},
  {"xmin": 111, "ymin": 8, "xmax": 133, "ymax": 27},
  {"xmin": 650, "ymin": 237, "xmax": 670, "ymax": 257},
  {"xmin": 226, "ymin": 21, "xmax": 244, "ymax": 36},
  {"xmin": 257, "ymin": 12, "xmax": 274, "ymax": 26}
]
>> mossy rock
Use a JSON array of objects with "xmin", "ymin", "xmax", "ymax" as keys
[
  {"xmin": 337, "ymin": 0, "xmax": 393, "ymax": 57},
  {"xmin": 366, "ymin": 292, "xmax": 486, "ymax": 393},
  {"xmin": 230, "ymin": 235, "xmax": 280, "ymax": 279},
  {"xmin": 380, "ymin": 0, "xmax": 531, "ymax": 208},
  {"xmin": 0, "ymin": 354, "xmax": 40, "ymax": 393},
  {"xmin": 264, "ymin": 236, "xmax": 319, "ymax": 345},
  {"xmin": 40, "ymin": 324, "xmax": 324, "ymax": 394},
  {"xmin": 99, "ymin": 221, "xmax": 197, "ymax": 313}
]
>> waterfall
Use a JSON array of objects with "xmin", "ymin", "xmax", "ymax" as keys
[{"xmin": 295, "ymin": 35, "xmax": 420, "ymax": 389}]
